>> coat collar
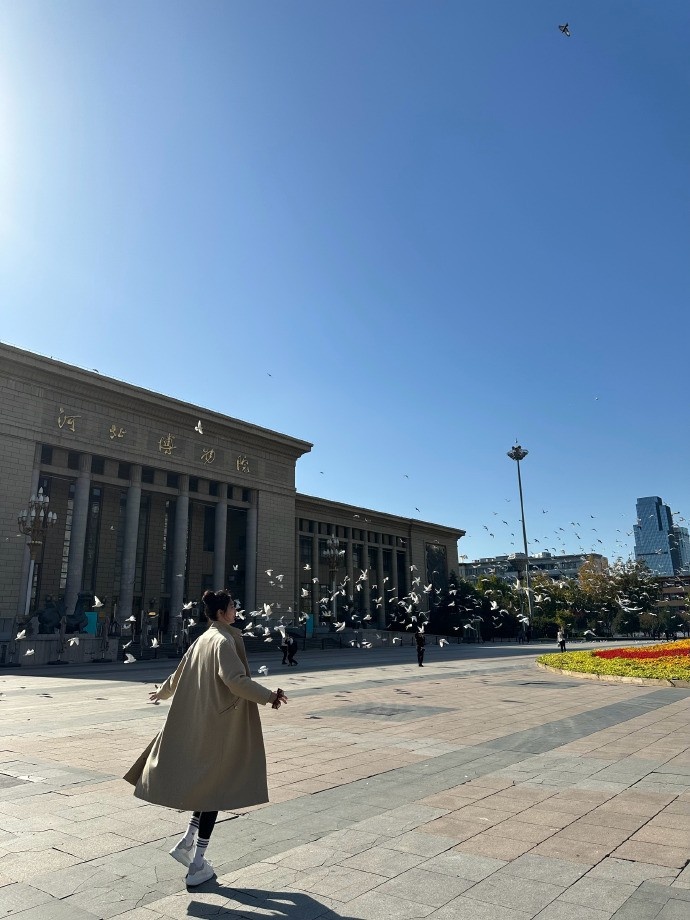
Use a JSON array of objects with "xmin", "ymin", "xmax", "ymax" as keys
[{"xmin": 207, "ymin": 621, "xmax": 243, "ymax": 640}]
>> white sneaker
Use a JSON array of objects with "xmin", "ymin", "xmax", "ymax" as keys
[
  {"xmin": 169, "ymin": 840, "xmax": 194, "ymax": 867},
  {"xmin": 186, "ymin": 858, "xmax": 215, "ymax": 887}
]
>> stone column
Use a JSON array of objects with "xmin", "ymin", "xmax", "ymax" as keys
[
  {"xmin": 345, "ymin": 539, "xmax": 353, "ymax": 612},
  {"xmin": 361, "ymin": 534, "xmax": 370, "ymax": 617},
  {"xmin": 64, "ymin": 454, "xmax": 92, "ymax": 615},
  {"xmin": 170, "ymin": 475, "xmax": 189, "ymax": 618},
  {"xmin": 311, "ymin": 533, "xmax": 320, "ymax": 618},
  {"xmin": 118, "ymin": 464, "xmax": 142, "ymax": 624},
  {"xmin": 213, "ymin": 484, "xmax": 228, "ymax": 590},
  {"xmin": 245, "ymin": 497, "xmax": 258, "ymax": 612},
  {"xmin": 376, "ymin": 545, "xmax": 385, "ymax": 628},
  {"xmin": 17, "ymin": 447, "xmax": 42, "ymax": 618}
]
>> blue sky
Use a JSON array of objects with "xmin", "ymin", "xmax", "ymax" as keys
[{"xmin": 1, "ymin": 1, "xmax": 689, "ymax": 566}]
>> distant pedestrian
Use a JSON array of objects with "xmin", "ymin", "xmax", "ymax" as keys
[
  {"xmin": 124, "ymin": 590, "xmax": 288, "ymax": 888},
  {"xmin": 280, "ymin": 634, "xmax": 289, "ymax": 665},
  {"xmin": 286, "ymin": 635, "xmax": 298, "ymax": 667},
  {"xmin": 557, "ymin": 628, "xmax": 566, "ymax": 653},
  {"xmin": 415, "ymin": 630, "xmax": 426, "ymax": 667}
]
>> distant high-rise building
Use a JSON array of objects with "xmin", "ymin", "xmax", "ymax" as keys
[{"xmin": 633, "ymin": 496, "xmax": 690, "ymax": 576}]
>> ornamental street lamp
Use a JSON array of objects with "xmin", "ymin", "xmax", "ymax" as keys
[
  {"xmin": 6, "ymin": 488, "xmax": 58, "ymax": 665},
  {"xmin": 323, "ymin": 536, "xmax": 345, "ymax": 622},
  {"xmin": 17, "ymin": 488, "xmax": 58, "ymax": 619},
  {"xmin": 507, "ymin": 444, "xmax": 533, "ymax": 633}
]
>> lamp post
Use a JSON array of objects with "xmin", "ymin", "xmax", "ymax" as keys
[
  {"xmin": 7, "ymin": 488, "xmax": 58, "ymax": 664},
  {"xmin": 323, "ymin": 536, "xmax": 344, "ymax": 622},
  {"xmin": 507, "ymin": 444, "xmax": 533, "ymax": 633},
  {"xmin": 17, "ymin": 488, "xmax": 58, "ymax": 618}
]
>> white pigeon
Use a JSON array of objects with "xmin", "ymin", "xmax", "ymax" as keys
[
  {"xmin": 392, "ymin": 637, "xmax": 401, "ymax": 645},
  {"xmin": 24, "ymin": 649, "xmax": 35, "ymax": 656},
  {"xmin": 16, "ymin": 630, "xmax": 26, "ymax": 640},
  {"xmin": 301, "ymin": 588, "xmax": 309, "ymax": 597},
  {"xmin": 93, "ymin": 596, "xmax": 104, "ymax": 608},
  {"xmin": 68, "ymin": 637, "xmax": 79, "ymax": 647},
  {"xmin": 265, "ymin": 569, "xmax": 273, "ymax": 576},
  {"xmin": 125, "ymin": 615, "xmax": 137, "ymax": 623},
  {"xmin": 124, "ymin": 653, "xmax": 136, "ymax": 664},
  {"xmin": 195, "ymin": 420, "xmax": 203, "ymax": 434},
  {"xmin": 151, "ymin": 638, "xmax": 160, "ymax": 649},
  {"xmin": 182, "ymin": 601, "xmax": 194, "ymax": 610},
  {"xmin": 439, "ymin": 638, "xmax": 448, "ymax": 647},
  {"xmin": 258, "ymin": 665, "xmax": 269, "ymax": 675},
  {"xmin": 334, "ymin": 622, "xmax": 346, "ymax": 632},
  {"xmin": 303, "ymin": 564, "xmax": 311, "ymax": 571}
]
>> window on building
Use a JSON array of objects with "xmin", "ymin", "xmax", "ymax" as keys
[
  {"xmin": 142, "ymin": 467, "xmax": 155, "ymax": 484},
  {"xmin": 336, "ymin": 525, "xmax": 347, "ymax": 539},
  {"xmin": 91, "ymin": 456, "xmax": 106, "ymax": 475},
  {"xmin": 189, "ymin": 477, "xmax": 199, "ymax": 493},
  {"xmin": 209, "ymin": 481, "xmax": 219, "ymax": 497},
  {"xmin": 67, "ymin": 451, "xmax": 80, "ymax": 471},
  {"xmin": 40, "ymin": 445, "xmax": 53, "ymax": 465},
  {"xmin": 299, "ymin": 535, "xmax": 313, "ymax": 569},
  {"xmin": 203, "ymin": 505, "xmax": 215, "ymax": 552},
  {"xmin": 242, "ymin": 488, "xmax": 251, "ymax": 503},
  {"xmin": 368, "ymin": 531, "xmax": 379, "ymax": 544},
  {"xmin": 300, "ymin": 519, "xmax": 314, "ymax": 533},
  {"xmin": 352, "ymin": 544, "xmax": 363, "ymax": 570},
  {"xmin": 117, "ymin": 462, "xmax": 131, "ymax": 480},
  {"xmin": 166, "ymin": 473, "xmax": 179, "ymax": 489}
]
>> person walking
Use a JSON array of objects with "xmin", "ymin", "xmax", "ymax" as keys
[
  {"xmin": 557, "ymin": 628, "xmax": 566, "ymax": 653},
  {"xmin": 286, "ymin": 635, "xmax": 298, "ymax": 667},
  {"xmin": 415, "ymin": 630, "xmax": 426, "ymax": 667},
  {"xmin": 280, "ymin": 633, "xmax": 289, "ymax": 665},
  {"xmin": 124, "ymin": 590, "xmax": 287, "ymax": 887}
]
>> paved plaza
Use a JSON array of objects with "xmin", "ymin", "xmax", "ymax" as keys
[{"xmin": 0, "ymin": 641, "xmax": 689, "ymax": 920}]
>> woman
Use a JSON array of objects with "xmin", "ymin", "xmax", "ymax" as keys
[
  {"xmin": 557, "ymin": 628, "xmax": 566, "ymax": 653},
  {"xmin": 124, "ymin": 590, "xmax": 287, "ymax": 887}
]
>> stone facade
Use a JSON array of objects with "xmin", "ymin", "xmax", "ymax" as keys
[{"xmin": 0, "ymin": 344, "xmax": 464, "ymax": 651}]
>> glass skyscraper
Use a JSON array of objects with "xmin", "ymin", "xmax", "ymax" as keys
[{"xmin": 633, "ymin": 496, "xmax": 690, "ymax": 576}]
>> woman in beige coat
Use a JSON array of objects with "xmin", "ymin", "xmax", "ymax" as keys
[{"xmin": 124, "ymin": 590, "xmax": 287, "ymax": 887}]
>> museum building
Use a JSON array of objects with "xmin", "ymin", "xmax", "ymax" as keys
[{"xmin": 0, "ymin": 344, "xmax": 463, "ymax": 647}]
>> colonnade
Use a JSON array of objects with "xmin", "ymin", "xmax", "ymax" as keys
[{"xmin": 18, "ymin": 454, "xmax": 258, "ymax": 630}]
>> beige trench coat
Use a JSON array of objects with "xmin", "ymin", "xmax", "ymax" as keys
[{"xmin": 124, "ymin": 622, "xmax": 274, "ymax": 811}]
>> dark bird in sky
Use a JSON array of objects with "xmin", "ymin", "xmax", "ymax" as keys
[{"xmin": 559, "ymin": 23, "xmax": 571, "ymax": 37}]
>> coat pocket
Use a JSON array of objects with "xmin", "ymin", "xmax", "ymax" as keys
[{"xmin": 219, "ymin": 694, "xmax": 240, "ymax": 714}]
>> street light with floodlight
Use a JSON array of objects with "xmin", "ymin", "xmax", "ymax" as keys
[{"xmin": 507, "ymin": 444, "xmax": 534, "ymax": 633}]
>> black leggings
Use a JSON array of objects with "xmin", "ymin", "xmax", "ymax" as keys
[{"xmin": 193, "ymin": 811, "xmax": 218, "ymax": 840}]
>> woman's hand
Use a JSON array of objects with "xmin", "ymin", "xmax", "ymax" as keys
[
  {"xmin": 148, "ymin": 685, "xmax": 162, "ymax": 705},
  {"xmin": 271, "ymin": 689, "xmax": 288, "ymax": 709}
]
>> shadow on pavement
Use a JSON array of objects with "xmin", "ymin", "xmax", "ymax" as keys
[{"xmin": 187, "ymin": 883, "xmax": 353, "ymax": 919}]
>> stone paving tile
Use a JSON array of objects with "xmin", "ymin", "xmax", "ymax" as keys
[
  {"xmin": 343, "ymin": 889, "xmax": 437, "ymax": 919},
  {"xmin": 558, "ymin": 877, "xmax": 638, "ymax": 913},
  {"xmin": 453, "ymin": 831, "xmax": 536, "ymax": 861},
  {"xmin": 372, "ymin": 867, "xmax": 475, "ymax": 907},
  {"xmin": 461, "ymin": 874, "xmax": 565, "ymax": 915},
  {"xmin": 611, "ymin": 842, "xmax": 689, "ymax": 870},
  {"xmin": 419, "ymin": 851, "xmax": 506, "ymax": 881},
  {"xmin": 292, "ymin": 864, "xmax": 389, "ymax": 902},
  {"xmin": 386, "ymin": 831, "xmax": 458, "ymax": 857},
  {"xmin": 0, "ymin": 882, "xmax": 54, "ymax": 916},
  {"xmin": 586, "ymin": 858, "xmax": 679, "ymax": 887},
  {"xmin": 497, "ymin": 854, "xmax": 590, "ymax": 887},
  {"xmin": 534, "ymin": 903, "xmax": 615, "ymax": 920},
  {"xmin": 340, "ymin": 846, "xmax": 425, "ymax": 878},
  {"xmin": 430, "ymin": 893, "xmax": 533, "ymax": 919}
]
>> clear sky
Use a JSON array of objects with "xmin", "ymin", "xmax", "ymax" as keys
[{"xmin": 1, "ymin": 1, "xmax": 689, "ymax": 566}]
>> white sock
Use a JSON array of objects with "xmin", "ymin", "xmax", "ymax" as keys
[
  {"xmin": 191, "ymin": 835, "xmax": 210, "ymax": 868},
  {"xmin": 180, "ymin": 814, "xmax": 199, "ymax": 848}
]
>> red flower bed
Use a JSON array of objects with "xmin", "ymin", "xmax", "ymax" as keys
[{"xmin": 594, "ymin": 647, "xmax": 690, "ymax": 660}]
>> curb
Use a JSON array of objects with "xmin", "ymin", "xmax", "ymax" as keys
[{"xmin": 536, "ymin": 661, "xmax": 690, "ymax": 689}]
